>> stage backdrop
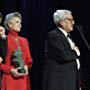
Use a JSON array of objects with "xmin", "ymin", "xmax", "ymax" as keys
[{"xmin": 0, "ymin": 0, "xmax": 90, "ymax": 90}]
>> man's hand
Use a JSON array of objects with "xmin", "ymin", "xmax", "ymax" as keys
[
  {"xmin": 73, "ymin": 46, "xmax": 80, "ymax": 56},
  {"xmin": 0, "ymin": 26, "xmax": 5, "ymax": 36},
  {"xmin": 0, "ymin": 26, "xmax": 6, "ymax": 39},
  {"xmin": 0, "ymin": 57, "xmax": 3, "ymax": 64}
]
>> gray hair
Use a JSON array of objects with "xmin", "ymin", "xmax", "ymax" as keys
[
  {"xmin": 53, "ymin": 9, "xmax": 71, "ymax": 26},
  {"xmin": 4, "ymin": 12, "xmax": 22, "ymax": 30}
]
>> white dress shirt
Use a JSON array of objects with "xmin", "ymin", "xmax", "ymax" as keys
[{"xmin": 58, "ymin": 27, "xmax": 80, "ymax": 69}]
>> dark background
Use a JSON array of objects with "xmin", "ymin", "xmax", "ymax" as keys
[{"xmin": 0, "ymin": 0, "xmax": 90, "ymax": 90}]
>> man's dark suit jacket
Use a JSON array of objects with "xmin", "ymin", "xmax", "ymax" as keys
[
  {"xmin": 43, "ymin": 28, "xmax": 79, "ymax": 90},
  {"xmin": 0, "ymin": 38, "xmax": 7, "ymax": 89},
  {"xmin": 0, "ymin": 38, "xmax": 7, "ymax": 61}
]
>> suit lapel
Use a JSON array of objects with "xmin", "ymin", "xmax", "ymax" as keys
[{"xmin": 56, "ymin": 28, "xmax": 71, "ymax": 49}]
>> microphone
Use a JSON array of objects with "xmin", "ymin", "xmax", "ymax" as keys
[
  {"xmin": 75, "ymin": 25, "xmax": 83, "ymax": 33},
  {"xmin": 0, "ymin": 26, "xmax": 7, "ymax": 39},
  {"xmin": 75, "ymin": 25, "xmax": 90, "ymax": 51}
]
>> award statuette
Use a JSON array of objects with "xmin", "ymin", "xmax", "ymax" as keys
[{"xmin": 11, "ymin": 47, "xmax": 26, "ymax": 73}]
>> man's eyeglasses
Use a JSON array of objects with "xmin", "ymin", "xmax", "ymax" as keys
[{"xmin": 64, "ymin": 18, "xmax": 74, "ymax": 22}]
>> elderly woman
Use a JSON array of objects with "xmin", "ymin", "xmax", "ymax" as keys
[{"xmin": 0, "ymin": 12, "xmax": 33, "ymax": 90}]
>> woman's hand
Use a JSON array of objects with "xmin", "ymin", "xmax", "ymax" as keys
[
  {"xmin": 10, "ymin": 68, "xmax": 20, "ymax": 77},
  {"xmin": 10, "ymin": 66, "xmax": 29, "ymax": 77},
  {"xmin": 24, "ymin": 65, "xmax": 29, "ymax": 75},
  {"xmin": 10, "ymin": 68, "xmax": 25, "ymax": 77}
]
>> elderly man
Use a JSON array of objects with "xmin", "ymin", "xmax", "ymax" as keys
[
  {"xmin": 43, "ymin": 9, "xmax": 80, "ymax": 90},
  {"xmin": 0, "ymin": 12, "xmax": 7, "ymax": 90},
  {"xmin": 0, "ymin": 12, "xmax": 7, "ymax": 61}
]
